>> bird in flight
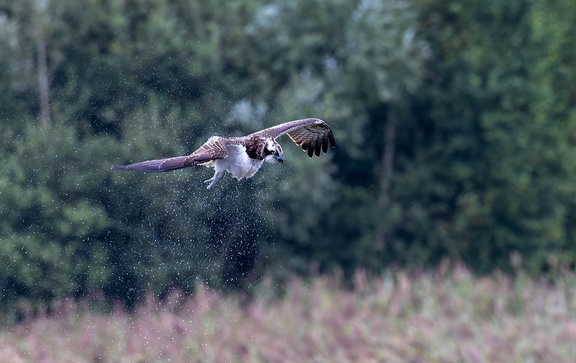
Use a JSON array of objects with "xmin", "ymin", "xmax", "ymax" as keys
[{"xmin": 111, "ymin": 118, "xmax": 336, "ymax": 189}]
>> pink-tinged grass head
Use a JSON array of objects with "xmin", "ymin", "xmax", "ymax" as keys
[{"xmin": 2, "ymin": 266, "xmax": 576, "ymax": 362}]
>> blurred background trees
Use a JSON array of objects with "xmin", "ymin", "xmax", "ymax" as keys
[{"xmin": 0, "ymin": 0, "xmax": 575, "ymax": 311}]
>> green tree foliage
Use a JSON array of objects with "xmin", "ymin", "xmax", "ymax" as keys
[
  {"xmin": 1, "ymin": 0, "xmax": 273, "ymax": 309},
  {"xmin": 0, "ymin": 123, "xmax": 115, "ymax": 313},
  {"xmin": 0, "ymin": 0, "xmax": 575, "ymax": 314},
  {"xmin": 407, "ymin": 0, "xmax": 576, "ymax": 271},
  {"xmin": 246, "ymin": 0, "xmax": 430, "ymax": 274}
]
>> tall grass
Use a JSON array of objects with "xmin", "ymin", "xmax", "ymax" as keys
[{"xmin": 2, "ymin": 265, "xmax": 576, "ymax": 362}]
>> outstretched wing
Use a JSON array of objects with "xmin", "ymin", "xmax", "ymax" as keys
[
  {"xmin": 254, "ymin": 118, "xmax": 336, "ymax": 157},
  {"xmin": 111, "ymin": 136, "xmax": 230, "ymax": 172}
]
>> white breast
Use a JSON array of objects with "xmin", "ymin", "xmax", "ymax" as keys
[{"xmin": 211, "ymin": 144, "xmax": 264, "ymax": 180}]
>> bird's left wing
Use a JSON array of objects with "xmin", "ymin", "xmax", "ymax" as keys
[{"xmin": 255, "ymin": 118, "xmax": 336, "ymax": 157}]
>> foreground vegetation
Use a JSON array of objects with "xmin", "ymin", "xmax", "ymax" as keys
[{"xmin": 1, "ymin": 266, "xmax": 575, "ymax": 362}]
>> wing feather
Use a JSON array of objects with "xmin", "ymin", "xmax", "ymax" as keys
[
  {"xmin": 188, "ymin": 136, "xmax": 229, "ymax": 164},
  {"xmin": 111, "ymin": 136, "xmax": 230, "ymax": 172},
  {"xmin": 254, "ymin": 118, "xmax": 336, "ymax": 158},
  {"xmin": 111, "ymin": 156, "xmax": 191, "ymax": 172}
]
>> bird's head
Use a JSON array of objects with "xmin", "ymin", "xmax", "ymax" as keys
[{"xmin": 264, "ymin": 138, "xmax": 283, "ymax": 164}]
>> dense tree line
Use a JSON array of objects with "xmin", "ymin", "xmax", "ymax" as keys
[{"xmin": 0, "ymin": 0, "xmax": 575, "ymax": 312}]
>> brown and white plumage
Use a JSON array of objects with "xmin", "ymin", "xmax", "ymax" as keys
[{"xmin": 111, "ymin": 118, "xmax": 336, "ymax": 189}]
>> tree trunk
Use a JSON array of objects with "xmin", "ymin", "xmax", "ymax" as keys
[
  {"xmin": 35, "ymin": 7, "xmax": 50, "ymax": 128},
  {"xmin": 374, "ymin": 107, "xmax": 396, "ymax": 247},
  {"xmin": 381, "ymin": 107, "xmax": 396, "ymax": 205}
]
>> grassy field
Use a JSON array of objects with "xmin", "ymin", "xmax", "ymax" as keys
[{"xmin": 1, "ymin": 265, "xmax": 576, "ymax": 362}]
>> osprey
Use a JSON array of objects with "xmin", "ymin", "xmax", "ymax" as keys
[{"xmin": 111, "ymin": 118, "xmax": 336, "ymax": 189}]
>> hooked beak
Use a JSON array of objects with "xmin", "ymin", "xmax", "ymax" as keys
[{"xmin": 274, "ymin": 155, "xmax": 284, "ymax": 163}]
